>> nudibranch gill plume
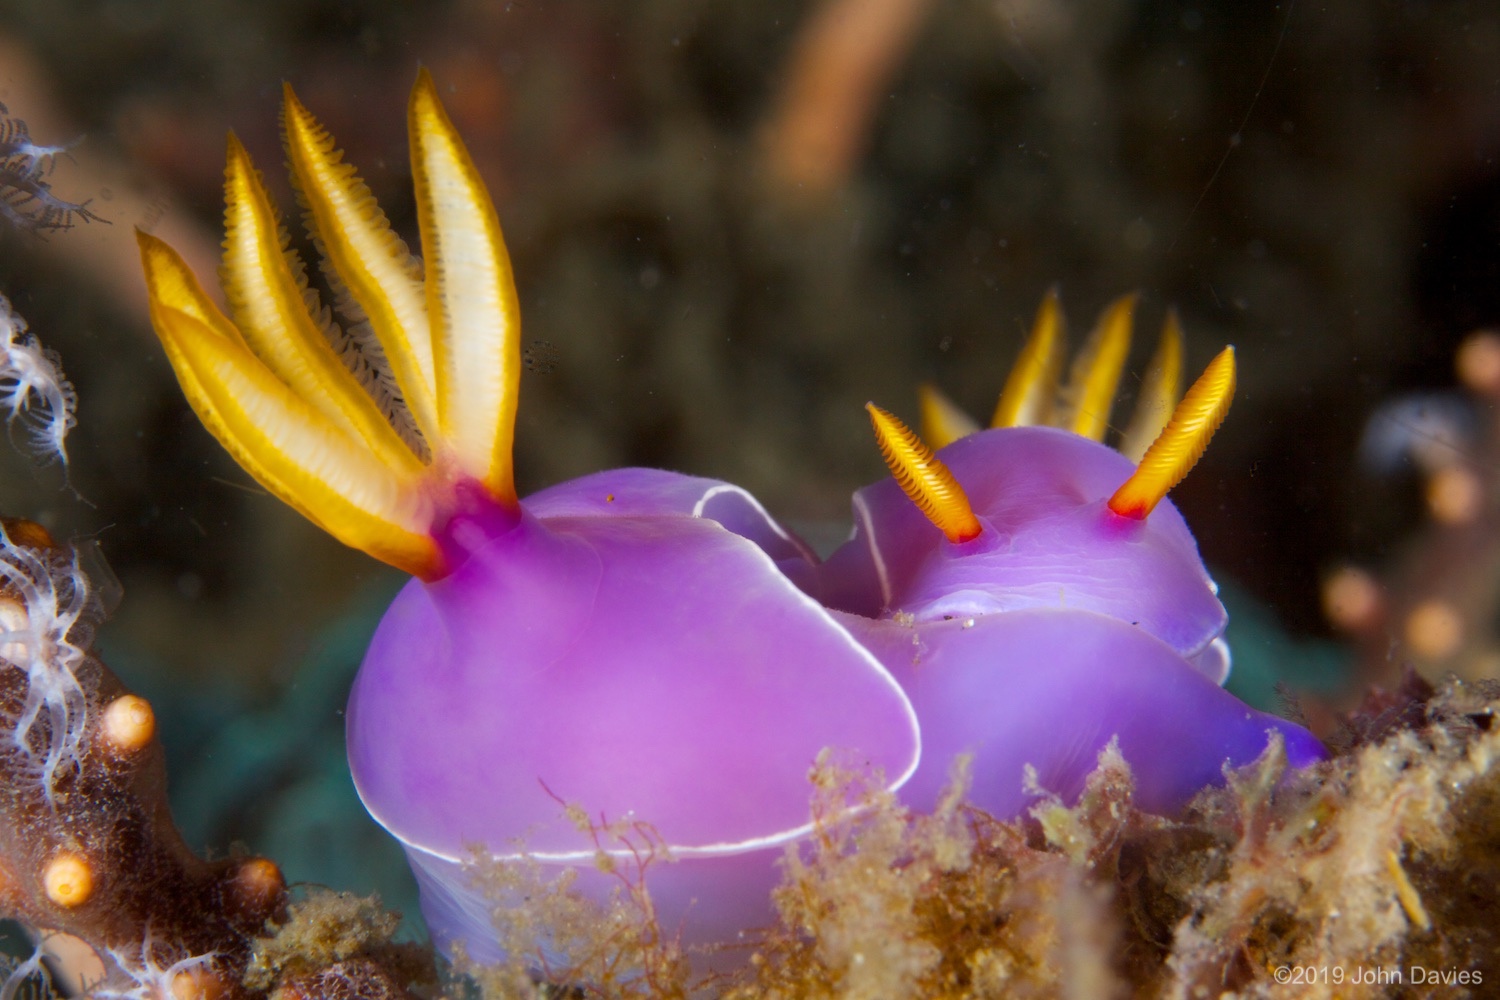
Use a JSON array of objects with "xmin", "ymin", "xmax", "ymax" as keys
[
  {"xmin": 135, "ymin": 70, "xmax": 921, "ymax": 965},
  {"xmin": 822, "ymin": 291, "xmax": 1326, "ymax": 817}
]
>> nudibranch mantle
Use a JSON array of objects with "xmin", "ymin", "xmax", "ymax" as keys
[
  {"xmin": 522, "ymin": 466, "xmax": 823, "ymax": 594},
  {"xmin": 137, "ymin": 70, "xmax": 921, "ymax": 967},
  {"xmin": 349, "ymin": 495, "xmax": 919, "ymax": 862}
]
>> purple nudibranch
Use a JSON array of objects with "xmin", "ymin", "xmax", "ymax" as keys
[
  {"xmin": 822, "ymin": 425, "xmax": 1326, "ymax": 816},
  {"xmin": 134, "ymin": 70, "xmax": 920, "ymax": 964},
  {"xmin": 349, "ymin": 471, "xmax": 920, "ymax": 962},
  {"xmin": 135, "ymin": 72, "xmax": 1324, "ymax": 972}
]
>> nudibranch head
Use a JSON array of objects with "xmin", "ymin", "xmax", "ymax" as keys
[
  {"xmin": 827, "ymin": 293, "xmax": 1325, "ymax": 813},
  {"xmin": 137, "ymin": 71, "xmax": 921, "ymax": 967},
  {"xmin": 827, "ymin": 295, "xmax": 1237, "ymax": 665},
  {"xmin": 831, "ymin": 422, "xmax": 1230, "ymax": 660}
]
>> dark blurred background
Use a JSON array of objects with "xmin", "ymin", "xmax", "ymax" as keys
[{"xmin": 0, "ymin": 0, "xmax": 1495, "ymax": 903}]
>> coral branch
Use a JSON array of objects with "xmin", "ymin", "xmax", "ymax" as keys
[
  {"xmin": 0, "ymin": 515, "xmax": 434, "ymax": 1000},
  {"xmin": 0, "ymin": 519, "xmax": 286, "ymax": 999}
]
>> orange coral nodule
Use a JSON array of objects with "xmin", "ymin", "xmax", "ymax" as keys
[
  {"xmin": 866, "ymin": 403, "xmax": 981, "ymax": 543},
  {"xmin": 100, "ymin": 694, "xmax": 155, "ymax": 754},
  {"xmin": 226, "ymin": 856, "xmax": 286, "ymax": 919},
  {"xmin": 0, "ymin": 517, "xmax": 56, "ymax": 550},
  {"xmin": 43, "ymin": 851, "xmax": 94, "ymax": 908},
  {"xmin": 1108, "ymin": 346, "xmax": 1236, "ymax": 520},
  {"xmin": 1405, "ymin": 599, "xmax": 1463, "ymax": 661},
  {"xmin": 171, "ymin": 965, "xmax": 226, "ymax": 1000}
]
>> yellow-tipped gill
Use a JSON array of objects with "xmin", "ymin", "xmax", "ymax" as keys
[
  {"xmin": 866, "ymin": 403, "xmax": 982, "ymax": 543},
  {"xmin": 921, "ymin": 290, "xmax": 1225, "ymax": 453},
  {"xmin": 915, "ymin": 290, "xmax": 1235, "ymax": 520},
  {"xmin": 990, "ymin": 287, "xmax": 1065, "ymax": 430},
  {"xmin": 409, "ymin": 70, "xmax": 522, "ymax": 508},
  {"xmin": 138, "ymin": 71, "xmax": 524, "ymax": 580},
  {"xmin": 917, "ymin": 382, "xmax": 980, "ymax": 450},
  {"xmin": 1058, "ymin": 293, "xmax": 1136, "ymax": 441},
  {"xmin": 1108, "ymin": 346, "xmax": 1236, "ymax": 520}
]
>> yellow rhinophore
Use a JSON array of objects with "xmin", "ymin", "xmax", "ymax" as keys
[
  {"xmin": 1109, "ymin": 346, "xmax": 1235, "ymax": 520},
  {"xmin": 866, "ymin": 403, "xmax": 981, "ymax": 543}
]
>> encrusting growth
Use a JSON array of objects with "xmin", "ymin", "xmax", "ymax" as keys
[
  {"xmin": 0, "ymin": 302, "xmax": 421, "ymax": 1000},
  {"xmin": 0, "ymin": 518, "xmax": 284, "ymax": 999}
]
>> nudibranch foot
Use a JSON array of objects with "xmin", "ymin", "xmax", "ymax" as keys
[
  {"xmin": 410, "ymin": 842, "xmax": 785, "ymax": 973},
  {"xmin": 839, "ymin": 608, "xmax": 1326, "ymax": 818}
]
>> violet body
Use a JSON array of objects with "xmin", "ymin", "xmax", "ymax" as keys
[
  {"xmin": 824, "ymin": 423, "xmax": 1325, "ymax": 817},
  {"xmin": 138, "ymin": 72, "xmax": 1325, "ymax": 978},
  {"xmin": 842, "ymin": 607, "xmax": 1324, "ymax": 814},
  {"xmin": 137, "ymin": 72, "xmax": 928, "ymax": 974},
  {"xmin": 347, "ymin": 474, "xmax": 921, "ymax": 962},
  {"xmin": 823, "ymin": 426, "xmax": 1226, "ymax": 659}
]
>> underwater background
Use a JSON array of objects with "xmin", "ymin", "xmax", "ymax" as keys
[{"xmin": 0, "ymin": 0, "xmax": 1497, "ymax": 965}]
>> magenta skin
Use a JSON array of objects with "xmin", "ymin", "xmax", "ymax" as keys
[
  {"xmin": 841, "ymin": 608, "xmax": 1325, "ymax": 815},
  {"xmin": 345, "ymin": 472, "xmax": 921, "ymax": 964},
  {"xmin": 820, "ymin": 425, "xmax": 1325, "ymax": 816},
  {"xmin": 348, "ymin": 428, "xmax": 1323, "ymax": 967},
  {"xmin": 524, "ymin": 467, "xmax": 822, "ymax": 595},
  {"xmin": 823, "ymin": 427, "xmax": 1228, "ymax": 655}
]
